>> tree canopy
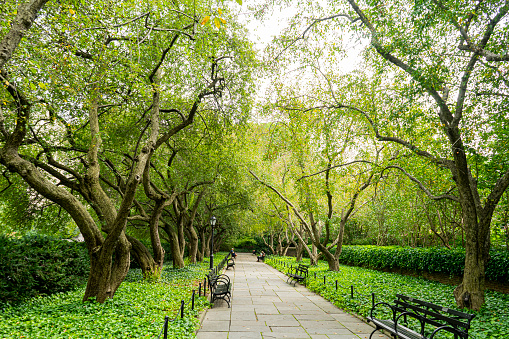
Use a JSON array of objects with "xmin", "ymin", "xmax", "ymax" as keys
[{"xmin": 1, "ymin": 0, "xmax": 508, "ymax": 311}]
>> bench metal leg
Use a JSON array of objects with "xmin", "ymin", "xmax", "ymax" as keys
[{"xmin": 368, "ymin": 328, "xmax": 379, "ymax": 339}]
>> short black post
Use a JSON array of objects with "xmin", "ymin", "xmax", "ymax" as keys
[
  {"xmin": 323, "ymin": 275, "xmax": 326, "ymax": 284},
  {"xmin": 350, "ymin": 285, "xmax": 354, "ymax": 298},
  {"xmin": 192, "ymin": 289, "xmax": 195, "ymax": 310},
  {"xmin": 371, "ymin": 292, "xmax": 375, "ymax": 307},
  {"xmin": 199, "ymin": 282, "xmax": 202, "ymax": 297},
  {"xmin": 181, "ymin": 300, "xmax": 185, "ymax": 318},
  {"xmin": 336, "ymin": 280, "xmax": 338, "ymax": 290},
  {"xmin": 204, "ymin": 277, "xmax": 207, "ymax": 295},
  {"xmin": 314, "ymin": 272, "xmax": 316, "ymax": 279},
  {"xmin": 163, "ymin": 315, "xmax": 169, "ymax": 339}
]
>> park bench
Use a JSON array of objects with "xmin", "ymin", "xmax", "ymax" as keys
[
  {"xmin": 286, "ymin": 263, "xmax": 309, "ymax": 286},
  {"xmin": 206, "ymin": 271, "xmax": 232, "ymax": 307},
  {"xmin": 367, "ymin": 294, "xmax": 475, "ymax": 339},
  {"xmin": 226, "ymin": 257, "xmax": 235, "ymax": 270}
]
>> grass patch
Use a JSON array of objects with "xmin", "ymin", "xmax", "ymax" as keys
[
  {"xmin": 268, "ymin": 256, "xmax": 509, "ymax": 339},
  {"xmin": 0, "ymin": 263, "xmax": 211, "ymax": 338}
]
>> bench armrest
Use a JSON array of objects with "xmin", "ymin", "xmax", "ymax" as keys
[
  {"xmin": 395, "ymin": 311, "xmax": 424, "ymax": 336},
  {"xmin": 369, "ymin": 302, "xmax": 396, "ymax": 321}
]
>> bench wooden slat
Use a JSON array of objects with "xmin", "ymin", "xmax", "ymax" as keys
[{"xmin": 369, "ymin": 318, "xmax": 422, "ymax": 339}]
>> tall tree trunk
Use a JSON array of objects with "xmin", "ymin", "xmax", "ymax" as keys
[
  {"xmin": 163, "ymin": 223, "xmax": 185, "ymax": 268},
  {"xmin": 188, "ymin": 229, "xmax": 199, "ymax": 264},
  {"xmin": 128, "ymin": 235, "xmax": 159, "ymax": 277},
  {"xmin": 197, "ymin": 228, "xmax": 205, "ymax": 262},
  {"xmin": 204, "ymin": 231, "xmax": 211, "ymax": 257},
  {"xmin": 453, "ymin": 214, "xmax": 491, "ymax": 310},
  {"xmin": 185, "ymin": 190, "xmax": 205, "ymax": 264},
  {"xmin": 294, "ymin": 237, "xmax": 304, "ymax": 262}
]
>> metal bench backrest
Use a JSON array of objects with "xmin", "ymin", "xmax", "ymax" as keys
[
  {"xmin": 296, "ymin": 264, "xmax": 309, "ymax": 276},
  {"xmin": 395, "ymin": 294, "xmax": 475, "ymax": 332}
]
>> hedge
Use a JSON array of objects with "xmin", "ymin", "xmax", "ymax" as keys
[
  {"xmin": 336, "ymin": 245, "xmax": 509, "ymax": 283},
  {"xmin": 0, "ymin": 234, "xmax": 89, "ymax": 307}
]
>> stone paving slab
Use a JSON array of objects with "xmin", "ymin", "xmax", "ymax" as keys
[{"xmin": 196, "ymin": 253, "xmax": 390, "ymax": 339}]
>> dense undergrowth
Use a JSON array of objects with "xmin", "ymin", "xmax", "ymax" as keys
[
  {"xmin": 0, "ymin": 263, "xmax": 211, "ymax": 338},
  {"xmin": 337, "ymin": 246, "xmax": 509, "ymax": 283},
  {"xmin": 0, "ymin": 235, "xmax": 89, "ymax": 307},
  {"xmin": 268, "ymin": 256, "xmax": 509, "ymax": 339}
]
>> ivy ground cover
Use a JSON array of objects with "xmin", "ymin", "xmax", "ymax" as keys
[
  {"xmin": 0, "ymin": 263, "xmax": 210, "ymax": 338},
  {"xmin": 268, "ymin": 256, "xmax": 508, "ymax": 339}
]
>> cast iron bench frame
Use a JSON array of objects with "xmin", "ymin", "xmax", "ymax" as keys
[
  {"xmin": 226, "ymin": 257, "xmax": 235, "ymax": 270},
  {"xmin": 286, "ymin": 263, "xmax": 309, "ymax": 286},
  {"xmin": 206, "ymin": 271, "xmax": 232, "ymax": 308},
  {"xmin": 367, "ymin": 294, "xmax": 475, "ymax": 339}
]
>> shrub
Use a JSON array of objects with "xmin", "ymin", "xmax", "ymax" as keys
[
  {"xmin": 336, "ymin": 245, "xmax": 509, "ymax": 283},
  {"xmin": 0, "ymin": 234, "xmax": 89, "ymax": 307}
]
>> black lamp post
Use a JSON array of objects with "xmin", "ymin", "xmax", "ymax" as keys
[{"xmin": 209, "ymin": 216, "xmax": 216, "ymax": 269}]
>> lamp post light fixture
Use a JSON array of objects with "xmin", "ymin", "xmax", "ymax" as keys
[{"xmin": 209, "ymin": 216, "xmax": 217, "ymax": 270}]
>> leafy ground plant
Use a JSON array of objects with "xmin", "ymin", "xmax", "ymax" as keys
[
  {"xmin": 0, "ymin": 263, "xmax": 210, "ymax": 338},
  {"xmin": 268, "ymin": 256, "xmax": 509, "ymax": 339}
]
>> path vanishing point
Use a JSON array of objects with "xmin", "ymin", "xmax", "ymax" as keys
[{"xmin": 196, "ymin": 253, "xmax": 390, "ymax": 339}]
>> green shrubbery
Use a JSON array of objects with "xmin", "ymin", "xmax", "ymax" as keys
[
  {"xmin": 0, "ymin": 234, "xmax": 89, "ymax": 307},
  {"xmin": 336, "ymin": 245, "xmax": 509, "ymax": 283}
]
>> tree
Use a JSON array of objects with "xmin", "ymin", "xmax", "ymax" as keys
[
  {"xmin": 267, "ymin": 0, "xmax": 509, "ymax": 309},
  {"xmin": 0, "ymin": 0, "xmax": 254, "ymax": 302},
  {"xmin": 250, "ymin": 85, "xmax": 381, "ymax": 270}
]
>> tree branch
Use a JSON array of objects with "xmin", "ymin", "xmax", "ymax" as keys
[{"xmin": 383, "ymin": 165, "xmax": 459, "ymax": 202}]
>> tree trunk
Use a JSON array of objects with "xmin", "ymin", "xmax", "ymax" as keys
[
  {"xmin": 323, "ymin": 250, "xmax": 340, "ymax": 271},
  {"xmin": 163, "ymin": 223, "xmax": 185, "ymax": 269},
  {"xmin": 147, "ymin": 201, "xmax": 165, "ymax": 278},
  {"xmin": 453, "ymin": 216, "xmax": 490, "ymax": 310},
  {"xmin": 295, "ymin": 239, "xmax": 304, "ymax": 262},
  {"xmin": 127, "ymin": 235, "xmax": 161, "ymax": 279},
  {"xmin": 204, "ymin": 231, "xmax": 211, "ymax": 257},
  {"xmin": 188, "ymin": 227, "xmax": 199, "ymax": 264},
  {"xmin": 309, "ymin": 243, "xmax": 318, "ymax": 266},
  {"xmin": 197, "ymin": 228, "xmax": 205, "ymax": 262},
  {"xmin": 83, "ymin": 233, "xmax": 131, "ymax": 303}
]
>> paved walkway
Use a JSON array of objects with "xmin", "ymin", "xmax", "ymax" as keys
[{"xmin": 196, "ymin": 253, "xmax": 389, "ymax": 339}]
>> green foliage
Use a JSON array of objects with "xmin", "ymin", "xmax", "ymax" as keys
[
  {"xmin": 336, "ymin": 246, "xmax": 509, "ymax": 283},
  {"xmin": 0, "ymin": 263, "xmax": 210, "ymax": 338},
  {"xmin": 268, "ymin": 256, "xmax": 509, "ymax": 338},
  {"xmin": 0, "ymin": 234, "xmax": 89, "ymax": 307},
  {"xmin": 232, "ymin": 236, "xmax": 258, "ymax": 250}
]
